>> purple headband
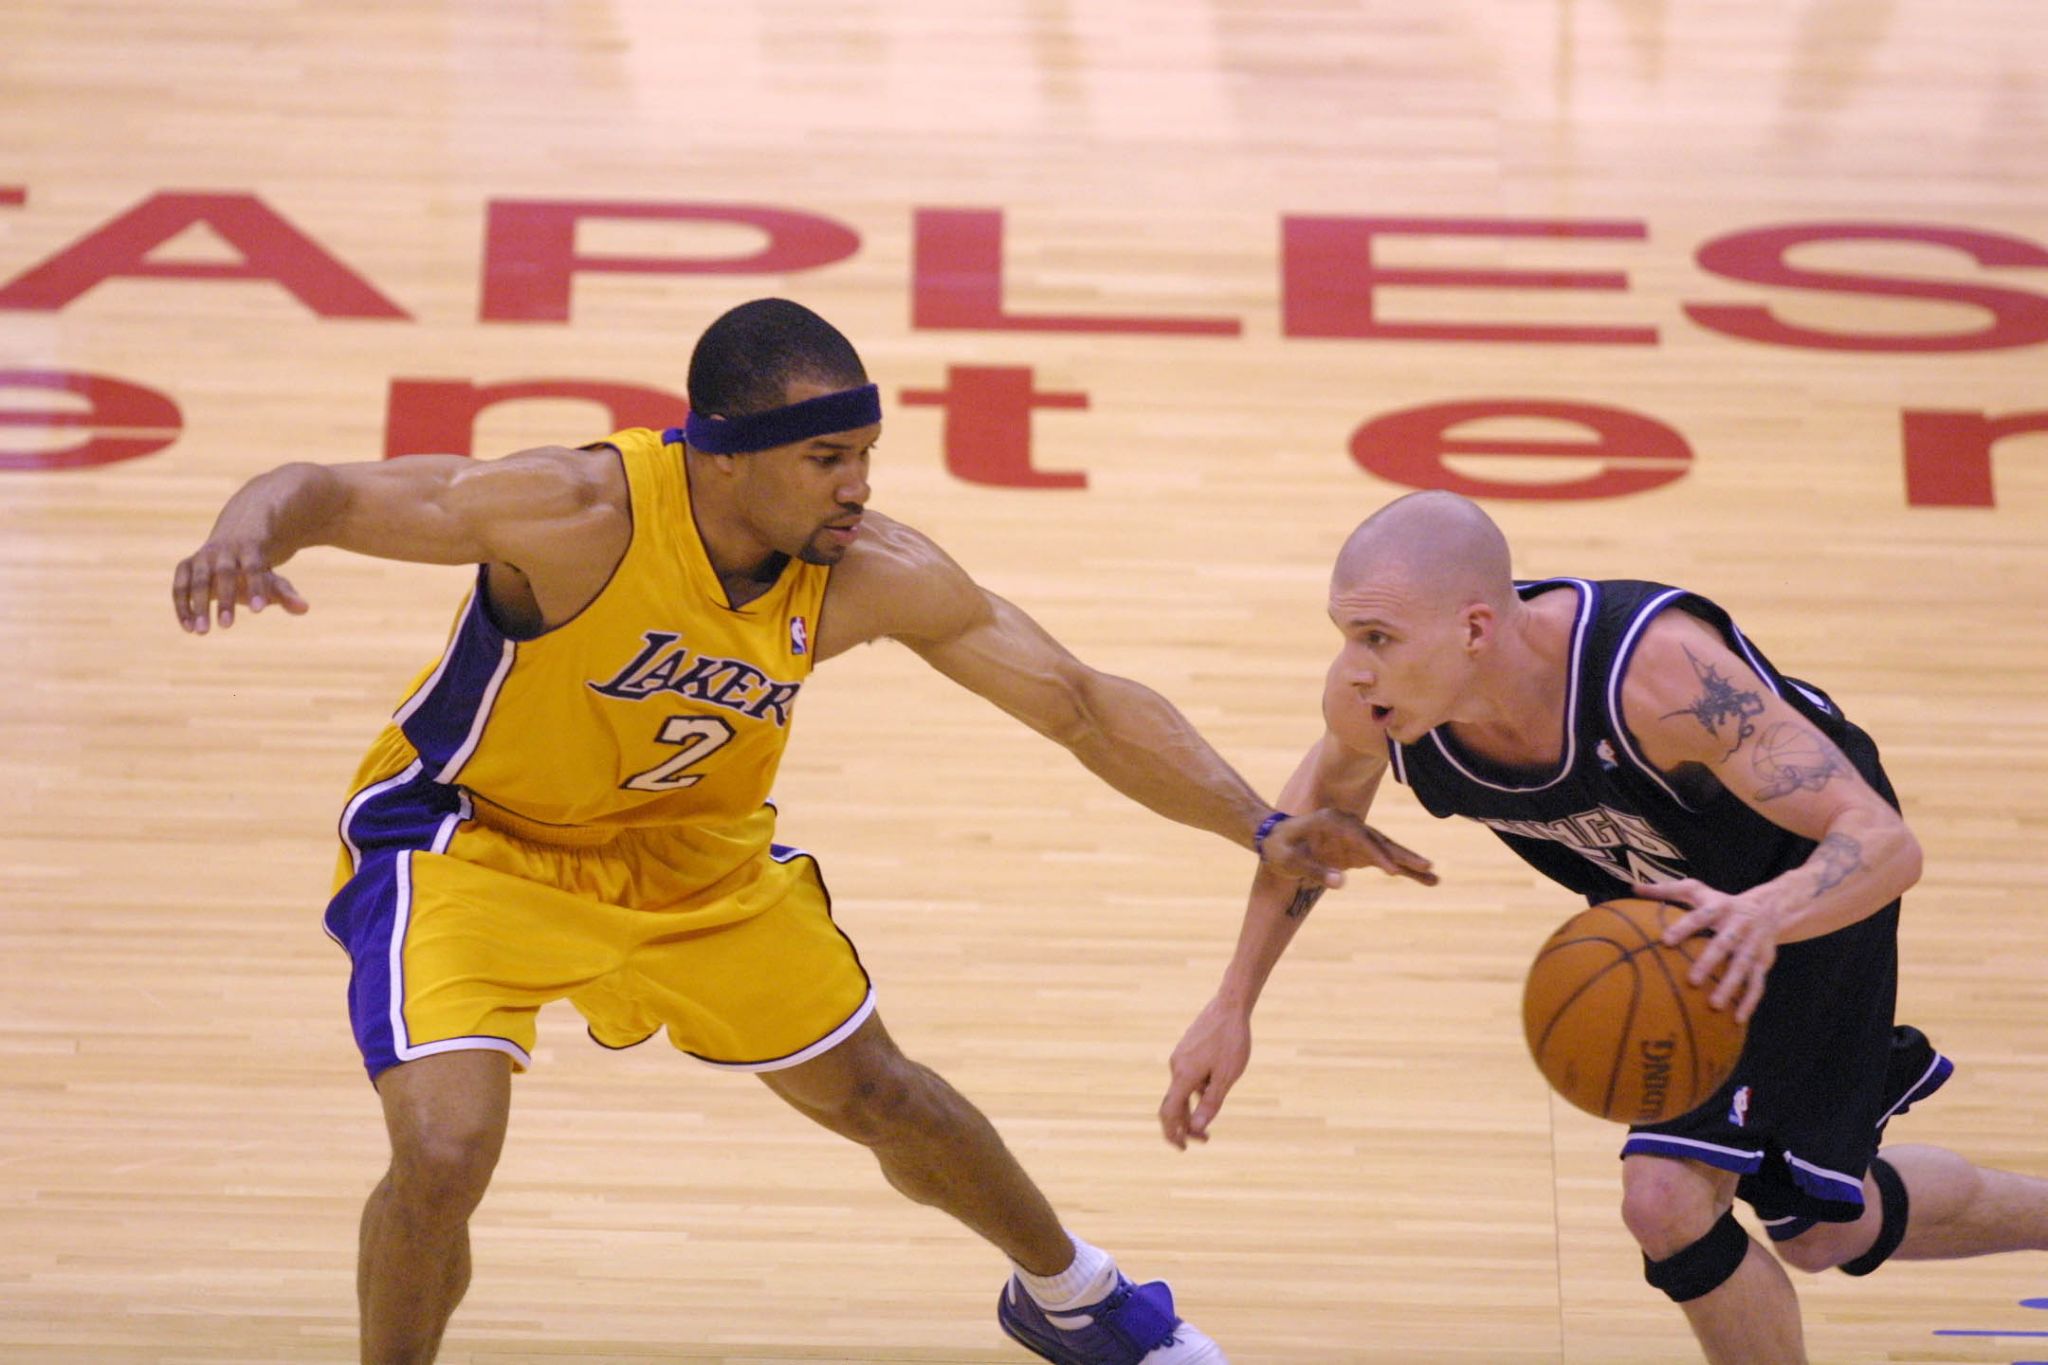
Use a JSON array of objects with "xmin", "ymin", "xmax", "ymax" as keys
[{"xmin": 669, "ymin": 383, "xmax": 882, "ymax": 455}]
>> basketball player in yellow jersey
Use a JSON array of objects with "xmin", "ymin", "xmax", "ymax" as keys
[{"xmin": 171, "ymin": 298, "xmax": 1435, "ymax": 1365}]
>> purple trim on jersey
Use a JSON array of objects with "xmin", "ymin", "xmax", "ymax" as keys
[
  {"xmin": 337, "ymin": 759, "xmax": 426, "ymax": 878},
  {"xmin": 394, "ymin": 585, "xmax": 518, "ymax": 785},
  {"xmin": 1619, "ymin": 1133, "xmax": 1765, "ymax": 1173},
  {"xmin": 1726, "ymin": 624, "xmax": 1794, "ymax": 706},
  {"xmin": 1604, "ymin": 588, "xmax": 1695, "ymax": 808},
  {"xmin": 1422, "ymin": 578, "xmax": 1596, "ymax": 793},
  {"xmin": 1605, "ymin": 594, "xmax": 1831, "ymax": 810},
  {"xmin": 335, "ymin": 762, "xmax": 459, "ymax": 864}
]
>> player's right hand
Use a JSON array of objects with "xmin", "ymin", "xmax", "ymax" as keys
[
  {"xmin": 1160, "ymin": 996, "xmax": 1253, "ymax": 1150},
  {"xmin": 1263, "ymin": 808, "xmax": 1438, "ymax": 888},
  {"xmin": 173, "ymin": 538, "xmax": 309, "ymax": 634}
]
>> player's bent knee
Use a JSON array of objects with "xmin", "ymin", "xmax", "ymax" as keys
[
  {"xmin": 1620, "ymin": 1163, "xmax": 1720, "ymax": 1257},
  {"xmin": 388, "ymin": 1124, "xmax": 505, "ymax": 1212},
  {"xmin": 1773, "ymin": 1227, "xmax": 1852, "ymax": 1274},
  {"xmin": 1837, "ymin": 1155, "xmax": 1910, "ymax": 1278},
  {"xmin": 1642, "ymin": 1209, "xmax": 1750, "ymax": 1303},
  {"xmin": 1771, "ymin": 1156, "xmax": 1912, "ymax": 1275}
]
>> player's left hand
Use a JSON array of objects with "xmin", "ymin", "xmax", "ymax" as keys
[
  {"xmin": 1262, "ymin": 809, "xmax": 1438, "ymax": 889},
  {"xmin": 1160, "ymin": 995, "xmax": 1254, "ymax": 1149},
  {"xmin": 1635, "ymin": 877, "xmax": 1782, "ymax": 1023}
]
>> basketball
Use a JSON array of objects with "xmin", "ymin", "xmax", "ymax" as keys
[{"xmin": 1521, "ymin": 898, "xmax": 1747, "ymax": 1124}]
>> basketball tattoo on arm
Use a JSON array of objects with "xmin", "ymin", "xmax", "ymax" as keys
[
  {"xmin": 1662, "ymin": 647, "xmax": 1768, "ymax": 759},
  {"xmin": 1749, "ymin": 721, "xmax": 1847, "ymax": 800},
  {"xmin": 1285, "ymin": 884, "xmax": 1326, "ymax": 921}
]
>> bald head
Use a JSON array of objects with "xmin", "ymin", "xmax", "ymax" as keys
[{"xmin": 1335, "ymin": 491, "xmax": 1515, "ymax": 613}]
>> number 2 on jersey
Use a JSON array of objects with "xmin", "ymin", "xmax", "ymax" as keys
[{"xmin": 622, "ymin": 715, "xmax": 736, "ymax": 791}]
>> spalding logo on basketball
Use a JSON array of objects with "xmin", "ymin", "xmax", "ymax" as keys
[{"xmin": 1522, "ymin": 898, "xmax": 1748, "ymax": 1124}]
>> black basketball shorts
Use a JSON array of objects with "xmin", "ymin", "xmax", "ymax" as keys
[{"xmin": 1619, "ymin": 900, "xmax": 1952, "ymax": 1237}]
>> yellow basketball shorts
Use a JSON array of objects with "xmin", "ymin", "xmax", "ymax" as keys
[{"xmin": 322, "ymin": 761, "xmax": 874, "ymax": 1080}]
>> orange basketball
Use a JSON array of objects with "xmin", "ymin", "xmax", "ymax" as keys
[{"xmin": 1521, "ymin": 898, "xmax": 1748, "ymax": 1124}]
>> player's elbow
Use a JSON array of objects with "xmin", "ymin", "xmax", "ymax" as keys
[
  {"xmin": 1851, "ymin": 804, "xmax": 1923, "ymax": 897},
  {"xmin": 267, "ymin": 460, "xmax": 339, "ymax": 498},
  {"xmin": 1892, "ymin": 821, "xmax": 1924, "ymax": 893},
  {"xmin": 1037, "ymin": 666, "xmax": 1107, "ymax": 751}
]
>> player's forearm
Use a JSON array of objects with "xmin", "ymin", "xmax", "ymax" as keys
[
  {"xmin": 210, "ymin": 462, "xmax": 349, "ymax": 561},
  {"xmin": 1759, "ymin": 805, "xmax": 1922, "ymax": 943},
  {"xmin": 1057, "ymin": 672, "xmax": 1273, "ymax": 847},
  {"xmin": 1216, "ymin": 868, "xmax": 1323, "ymax": 1012}
]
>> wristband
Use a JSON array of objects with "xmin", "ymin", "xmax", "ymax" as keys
[{"xmin": 1253, "ymin": 810, "xmax": 1288, "ymax": 857}]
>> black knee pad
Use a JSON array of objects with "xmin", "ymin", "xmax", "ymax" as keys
[
  {"xmin": 1644, "ymin": 1209, "xmax": 1750, "ymax": 1303},
  {"xmin": 1839, "ymin": 1155, "xmax": 1909, "ymax": 1277}
]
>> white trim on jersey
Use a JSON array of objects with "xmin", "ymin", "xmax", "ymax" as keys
[
  {"xmin": 1605, "ymin": 587, "xmax": 1694, "ymax": 808},
  {"xmin": 1423, "ymin": 578, "xmax": 1596, "ymax": 794},
  {"xmin": 1727, "ymin": 624, "xmax": 1788, "ymax": 702}
]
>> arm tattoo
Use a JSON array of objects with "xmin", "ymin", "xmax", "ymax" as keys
[
  {"xmin": 1284, "ymin": 885, "xmax": 1326, "ymax": 921},
  {"xmin": 1661, "ymin": 646, "xmax": 1767, "ymax": 759},
  {"xmin": 1750, "ymin": 722, "xmax": 1847, "ymax": 801},
  {"xmin": 1809, "ymin": 832, "xmax": 1864, "ymax": 896}
]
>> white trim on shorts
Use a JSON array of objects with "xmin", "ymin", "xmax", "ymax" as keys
[
  {"xmin": 687, "ymin": 988, "xmax": 879, "ymax": 1073},
  {"xmin": 384, "ymin": 825, "xmax": 533, "ymax": 1072}
]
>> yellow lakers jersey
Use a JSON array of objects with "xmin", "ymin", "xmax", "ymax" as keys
[{"xmin": 355, "ymin": 428, "xmax": 828, "ymax": 876}]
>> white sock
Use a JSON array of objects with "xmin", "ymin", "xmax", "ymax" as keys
[{"xmin": 1016, "ymin": 1232, "xmax": 1119, "ymax": 1310}]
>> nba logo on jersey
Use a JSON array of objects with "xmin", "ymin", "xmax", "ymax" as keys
[
  {"xmin": 1728, "ymin": 1085, "xmax": 1751, "ymax": 1127},
  {"xmin": 1596, "ymin": 739, "xmax": 1619, "ymax": 770},
  {"xmin": 789, "ymin": 616, "xmax": 809, "ymax": 655}
]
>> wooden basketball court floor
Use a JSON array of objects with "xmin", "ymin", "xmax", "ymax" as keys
[{"xmin": 4, "ymin": 2, "xmax": 2046, "ymax": 1361}]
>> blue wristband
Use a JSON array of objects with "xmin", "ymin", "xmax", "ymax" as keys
[{"xmin": 1253, "ymin": 810, "xmax": 1288, "ymax": 857}]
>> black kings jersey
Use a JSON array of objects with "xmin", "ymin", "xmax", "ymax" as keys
[{"xmin": 1388, "ymin": 579, "xmax": 1898, "ymax": 902}]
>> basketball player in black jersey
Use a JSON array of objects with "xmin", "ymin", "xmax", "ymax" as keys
[{"xmin": 1159, "ymin": 491, "xmax": 2048, "ymax": 1364}]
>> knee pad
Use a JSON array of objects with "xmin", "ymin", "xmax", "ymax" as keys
[
  {"xmin": 1643, "ymin": 1209, "xmax": 1750, "ymax": 1303},
  {"xmin": 1839, "ymin": 1155, "xmax": 1909, "ymax": 1277}
]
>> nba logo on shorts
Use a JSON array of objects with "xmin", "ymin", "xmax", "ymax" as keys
[
  {"xmin": 1728, "ymin": 1085, "xmax": 1751, "ymax": 1127},
  {"xmin": 789, "ymin": 617, "xmax": 808, "ymax": 655}
]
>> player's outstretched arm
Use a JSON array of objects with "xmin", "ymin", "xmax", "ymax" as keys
[
  {"xmin": 815, "ymin": 514, "xmax": 1432, "ymax": 888},
  {"xmin": 172, "ymin": 447, "xmax": 624, "ymax": 634},
  {"xmin": 1160, "ymin": 692, "xmax": 1405, "ymax": 1149},
  {"xmin": 1622, "ymin": 610, "xmax": 1923, "ymax": 1021}
]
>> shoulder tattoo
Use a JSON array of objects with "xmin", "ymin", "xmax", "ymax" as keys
[{"xmin": 1661, "ymin": 645, "xmax": 1767, "ymax": 759}]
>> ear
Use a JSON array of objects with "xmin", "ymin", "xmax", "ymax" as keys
[
  {"xmin": 1462, "ymin": 601, "xmax": 1497, "ymax": 652},
  {"xmin": 687, "ymin": 448, "xmax": 746, "ymax": 480}
]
